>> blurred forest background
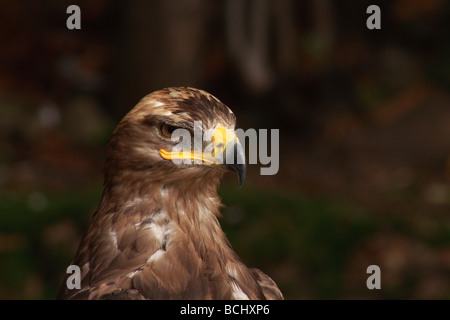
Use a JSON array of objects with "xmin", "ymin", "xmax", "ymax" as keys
[{"xmin": 0, "ymin": 0, "xmax": 449, "ymax": 299}]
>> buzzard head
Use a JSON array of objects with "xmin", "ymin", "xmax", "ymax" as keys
[
  {"xmin": 58, "ymin": 87, "xmax": 284, "ymax": 300},
  {"xmin": 104, "ymin": 87, "xmax": 246, "ymax": 191}
]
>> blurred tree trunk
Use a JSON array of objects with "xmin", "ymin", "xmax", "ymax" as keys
[
  {"xmin": 225, "ymin": 0, "xmax": 297, "ymax": 95},
  {"xmin": 111, "ymin": 0, "xmax": 209, "ymax": 115},
  {"xmin": 311, "ymin": 0, "xmax": 335, "ymax": 66}
]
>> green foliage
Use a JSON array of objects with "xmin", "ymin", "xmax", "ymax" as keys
[
  {"xmin": 219, "ymin": 185, "xmax": 375, "ymax": 298},
  {"xmin": 0, "ymin": 187, "xmax": 101, "ymax": 299}
]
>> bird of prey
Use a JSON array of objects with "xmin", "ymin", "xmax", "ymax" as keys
[{"xmin": 57, "ymin": 87, "xmax": 283, "ymax": 300}]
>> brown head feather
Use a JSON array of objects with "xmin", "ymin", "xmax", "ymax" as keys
[{"xmin": 57, "ymin": 87, "xmax": 283, "ymax": 300}]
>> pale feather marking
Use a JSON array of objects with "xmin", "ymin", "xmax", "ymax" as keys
[
  {"xmin": 230, "ymin": 281, "xmax": 249, "ymax": 300},
  {"xmin": 147, "ymin": 249, "xmax": 166, "ymax": 262}
]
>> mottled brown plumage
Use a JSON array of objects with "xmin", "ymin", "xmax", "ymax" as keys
[{"xmin": 57, "ymin": 87, "xmax": 283, "ymax": 300}]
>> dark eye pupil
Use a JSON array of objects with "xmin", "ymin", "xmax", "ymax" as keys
[
  {"xmin": 167, "ymin": 126, "xmax": 176, "ymax": 134},
  {"xmin": 161, "ymin": 124, "xmax": 178, "ymax": 137}
]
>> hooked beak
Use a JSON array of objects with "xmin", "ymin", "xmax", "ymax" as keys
[
  {"xmin": 223, "ymin": 138, "xmax": 246, "ymax": 187},
  {"xmin": 158, "ymin": 126, "xmax": 247, "ymax": 187}
]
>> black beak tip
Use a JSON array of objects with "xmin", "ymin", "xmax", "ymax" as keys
[
  {"xmin": 224, "ymin": 140, "xmax": 247, "ymax": 187},
  {"xmin": 226, "ymin": 163, "xmax": 247, "ymax": 188},
  {"xmin": 237, "ymin": 165, "xmax": 246, "ymax": 188}
]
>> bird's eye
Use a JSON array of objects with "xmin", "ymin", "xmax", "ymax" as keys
[{"xmin": 160, "ymin": 124, "xmax": 178, "ymax": 138}]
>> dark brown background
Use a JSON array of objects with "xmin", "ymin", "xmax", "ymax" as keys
[{"xmin": 0, "ymin": 0, "xmax": 449, "ymax": 299}]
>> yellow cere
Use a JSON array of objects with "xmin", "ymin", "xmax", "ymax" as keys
[{"xmin": 159, "ymin": 126, "xmax": 237, "ymax": 164}]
